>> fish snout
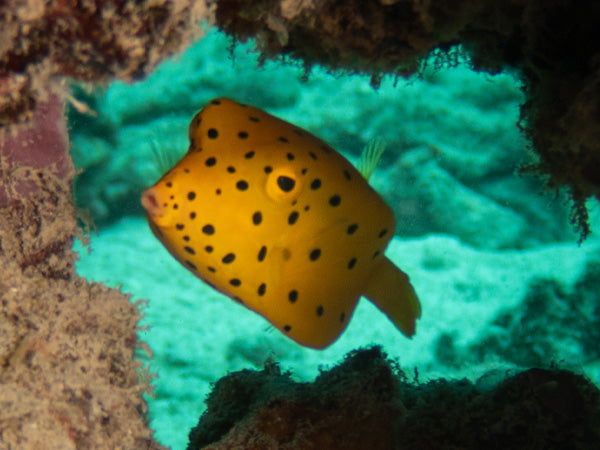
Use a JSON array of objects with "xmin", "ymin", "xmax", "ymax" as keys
[{"xmin": 141, "ymin": 187, "xmax": 163, "ymax": 220}]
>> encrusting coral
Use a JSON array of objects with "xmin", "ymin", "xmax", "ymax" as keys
[
  {"xmin": 188, "ymin": 347, "xmax": 600, "ymax": 449},
  {"xmin": 1, "ymin": 0, "xmax": 212, "ymax": 447},
  {"xmin": 0, "ymin": 82, "xmax": 166, "ymax": 449},
  {"xmin": 0, "ymin": 0, "xmax": 210, "ymax": 126}
]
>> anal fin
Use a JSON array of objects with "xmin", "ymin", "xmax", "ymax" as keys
[{"xmin": 363, "ymin": 257, "xmax": 421, "ymax": 337}]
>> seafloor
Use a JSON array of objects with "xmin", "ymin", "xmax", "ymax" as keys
[{"xmin": 71, "ymin": 30, "xmax": 600, "ymax": 449}]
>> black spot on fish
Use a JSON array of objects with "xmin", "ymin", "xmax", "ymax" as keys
[
  {"xmin": 222, "ymin": 253, "xmax": 235, "ymax": 264},
  {"xmin": 286, "ymin": 153, "xmax": 294, "ymax": 161},
  {"xmin": 208, "ymin": 266, "xmax": 216, "ymax": 273},
  {"xmin": 185, "ymin": 260, "xmax": 197, "ymax": 270},
  {"xmin": 238, "ymin": 131, "xmax": 249, "ymax": 139},
  {"xmin": 343, "ymin": 170, "xmax": 351, "ymax": 180},
  {"xmin": 227, "ymin": 166, "xmax": 236, "ymax": 173},
  {"xmin": 264, "ymin": 166, "xmax": 273, "ymax": 174},
  {"xmin": 207, "ymin": 128, "xmax": 218, "ymax": 139},
  {"xmin": 258, "ymin": 246, "xmax": 267, "ymax": 262},
  {"xmin": 373, "ymin": 250, "xmax": 380, "ymax": 259},
  {"xmin": 378, "ymin": 229, "xmax": 388, "ymax": 238},
  {"xmin": 309, "ymin": 152, "xmax": 317, "ymax": 160},
  {"xmin": 288, "ymin": 290, "xmax": 298, "ymax": 303},
  {"xmin": 189, "ymin": 212, "xmax": 196, "ymax": 220},
  {"xmin": 283, "ymin": 325, "xmax": 291, "ymax": 332},
  {"xmin": 211, "ymin": 99, "xmax": 221, "ymax": 105},
  {"xmin": 329, "ymin": 195, "xmax": 341, "ymax": 207},
  {"xmin": 205, "ymin": 157, "xmax": 216, "ymax": 167},
  {"xmin": 184, "ymin": 246, "xmax": 195, "ymax": 255},
  {"xmin": 188, "ymin": 191, "xmax": 196, "ymax": 200},
  {"xmin": 173, "ymin": 204, "xmax": 178, "ymax": 210},
  {"xmin": 316, "ymin": 305, "xmax": 324, "ymax": 317},
  {"xmin": 236, "ymin": 180, "xmax": 249, "ymax": 191},
  {"xmin": 204, "ymin": 245, "xmax": 213, "ymax": 253},
  {"xmin": 347, "ymin": 224, "xmax": 358, "ymax": 235},
  {"xmin": 278, "ymin": 136, "xmax": 289, "ymax": 143},
  {"xmin": 258, "ymin": 283, "xmax": 266, "ymax": 296},
  {"xmin": 202, "ymin": 224, "xmax": 215, "ymax": 235},
  {"xmin": 310, "ymin": 179, "xmax": 321, "ymax": 190},
  {"xmin": 340, "ymin": 312, "xmax": 346, "ymax": 323},
  {"xmin": 253, "ymin": 211, "xmax": 262, "ymax": 225},
  {"xmin": 288, "ymin": 211, "xmax": 299, "ymax": 225},
  {"xmin": 176, "ymin": 223, "xmax": 184, "ymax": 231},
  {"xmin": 348, "ymin": 258, "xmax": 357, "ymax": 269},
  {"xmin": 166, "ymin": 182, "xmax": 172, "ymax": 188},
  {"xmin": 229, "ymin": 278, "xmax": 241, "ymax": 287},
  {"xmin": 244, "ymin": 150, "xmax": 254, "ymax": 158},
  {"xmin": 183, "ymin": 235, "xmax": 190, "ymax": 242},
  {"xmin": 249, "ymin": 116, "xmax": 259, "ymax": 122},
  {"xmin": 309, "ymin": 249, "xmax": 321, "ymax": 261}
]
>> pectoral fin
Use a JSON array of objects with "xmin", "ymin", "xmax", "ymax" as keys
[{"xmin": 363, "ymin": 257, "xmax": 421, "ymax": 337}]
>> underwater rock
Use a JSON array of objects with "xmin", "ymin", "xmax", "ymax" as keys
[
  {"xmin": 0, "ymin": 84, "xmax": 163, "ymax": 448},
  {"xmin": 188, "ymin": 347, "xmax": 600, "ymax": 449},
  {"xmin": 381, "ymin": 147, "xmax": 529, "ymax": 249},
  {"xmin": 469, "ymin": 260, "xmax": 600, "ymax": 368},
  {"xmin": 188, "ymin": 347, "xmax": 405, "ymax": 450},
  {"xmin": 0, "ymin": 0, "xmax": 210, "ymax": 126},
  {"xmin": 0, "ymin": 0, "xmax": 215, "ymax": 444}
]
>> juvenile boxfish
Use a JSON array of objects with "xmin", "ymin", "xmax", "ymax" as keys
[{"xmin": 141, "ymin": 98, "xmax": 421, "ymax": 349}]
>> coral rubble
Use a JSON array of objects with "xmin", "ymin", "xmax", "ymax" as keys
[{"xmin": 188, "ymin": 347, "xmax": 600, "ymax": 450}]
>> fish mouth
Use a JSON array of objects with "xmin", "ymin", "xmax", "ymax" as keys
[{"xmin": 141, "ymin": 187, "xmax": 163, "ymax": 220}]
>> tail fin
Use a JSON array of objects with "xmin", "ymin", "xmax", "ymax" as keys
[{"xmin": 363, "ymin": 257, "xmax": 421, "ymax": 337}]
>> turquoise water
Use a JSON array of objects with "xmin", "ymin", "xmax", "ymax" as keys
[{"xmin": 70, "ymin": 29, "xmax": 600, "ymax": 450}]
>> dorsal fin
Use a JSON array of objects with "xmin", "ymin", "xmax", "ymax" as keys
[
  {"xmin": 357, "ymin": 138, "xmax": 386, "ymax": 181},
  {"xmin": 149, "ymin": 137, "xmax": 182, "ymax": 182}
]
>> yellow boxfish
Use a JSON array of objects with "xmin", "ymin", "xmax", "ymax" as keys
[{"xmin": 141, "ymin": 98, "xmax": 421, "ymax": 349}]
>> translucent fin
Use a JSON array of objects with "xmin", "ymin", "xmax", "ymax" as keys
[
  {"xmin": 150, "ymin": 138, "xmax": 181, "ymax": 182},
  {"xmin": 363, "ymin": 257, "xmax": 421, "ymax": 338},
  {"xmin": 357, "ymin": 138, "xmax": 386, "ymax": 181}
]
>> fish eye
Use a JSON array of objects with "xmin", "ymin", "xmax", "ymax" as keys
[
  {"xmin": 266, "ymin": 167, "xmax": 303, "ymax": 203},
  {"xmin": 277, "ymin": 176, "xmax": 295, "ymax": 192}
]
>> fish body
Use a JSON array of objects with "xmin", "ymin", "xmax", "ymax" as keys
[{"xmin": 141, "ymin": 98, "xmax": 420, "ymax": 349}]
